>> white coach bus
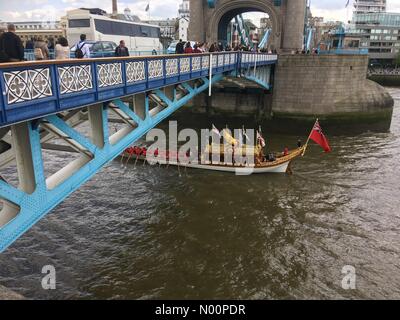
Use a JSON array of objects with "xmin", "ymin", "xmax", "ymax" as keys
[{"xmin": 66, "ymin": 8, "xmax": 163, "ymax": 54}]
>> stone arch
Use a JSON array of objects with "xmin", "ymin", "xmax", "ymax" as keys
[{"xmin": 207, "ymin": 0, "xmax": 282, "ymax": 50}]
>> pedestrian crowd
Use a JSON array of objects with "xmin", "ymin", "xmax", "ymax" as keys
[
  {"xmin": 292, "ymin": 48, "xmax": 319, "ymax": 55},
  {"xmin": 0, "ymin": 23, "xmax": 74, "ymax": 62},
  {"xmin": 174, "ymin": 38, "xmax": 277, "ymax": 55},
  {"xmin": 0, "ymin": 22, "xmax": 277, "ymax": 64}
]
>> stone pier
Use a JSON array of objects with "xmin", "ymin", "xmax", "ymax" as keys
[{"xmin": 272, "ymin": 54, "xmax": 394, "ymax": 131}]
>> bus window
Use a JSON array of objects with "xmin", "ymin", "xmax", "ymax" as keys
[
  {"xmin": 95, "ymin": 19, "xmax": 112, "ymax": 35},
  {"xmin": 150, "ymin": 27, "xmax": 160, "ymax": 38},
  {"xmin": 140, "ymin": 26, "xmax": 150, "ymax": 37},
  {"xmin": 69, "ymin": 19, "xmax": 90, "ymax": 28},
  {"xmin": 116, "ymin": 23, "xmax": 132, "ymax": 37},
  {"xmin": 131, "ymin": 24, "xmax": 141, "ymax": 37}
]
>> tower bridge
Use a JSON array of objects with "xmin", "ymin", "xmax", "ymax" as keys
[
  {"xmin": 0, "ymin": 0, "xmax": 394, "ymax": 255},
  {"xmin": 0, "ymin": 52, "xmax": 276, "ymax": 252},
  {"xmin": 189, "ymin": 0, "xmax": 307, "ymax": 52}
]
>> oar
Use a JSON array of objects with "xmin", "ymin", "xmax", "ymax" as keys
[
  {"xmin": 125, "ymin": 152, "xmax": 133, "ymax": 168},
  {"xmin": 120, "ymin": 151, "xmax": 125, "ymax": 168},
  {"xmin": 177, "ymin": 158, "xmax": 181, "ymax": 177},
  {"xmin": 185, "ymin": 160, "xmax": 190, "ymax": 177},
  {"xmin": 133, "ymin": 153, "xmax": 139, "ymax": 169}
]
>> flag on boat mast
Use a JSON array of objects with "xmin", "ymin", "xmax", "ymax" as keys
[
  {"xmin": 242, "ymin": 126, "xmax": 250, "ymax": 143},
  {"xmin": 257, "ymin": 131, "xmax": 266, "ymax": 148},
  {"xmin": 223, "ymin": 129, "xmax": 238, "ymax": 146},
  {"xmin": 303, "ymin": 119, "xmax": 332, "ymax": 154},
  {"xmin": 212, "ymin": 124, "xmax": 221, "ymax": 137}
]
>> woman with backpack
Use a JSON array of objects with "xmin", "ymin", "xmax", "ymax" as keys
[{"xmin": 34, "ymin": 37, "xmax": 49, "ymax": 60}]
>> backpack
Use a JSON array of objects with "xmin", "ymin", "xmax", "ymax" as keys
[
  {"xmin": 75, "ymin": 42, "xmax": 85, "ymax": 59},
  {"xmin": 34, "ymin": 47, "xmax": 44, "ymax": 60}
]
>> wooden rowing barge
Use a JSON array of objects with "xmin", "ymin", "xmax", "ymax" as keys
[{"xmin": 121, "ymin": 146, "xmax": 305, "ymax": 174}]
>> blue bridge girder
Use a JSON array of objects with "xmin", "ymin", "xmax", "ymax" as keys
[{"xmin": 0, "ymin": 52, "xmax": 277, "ymax": 252}]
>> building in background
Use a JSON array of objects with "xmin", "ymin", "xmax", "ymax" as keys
[
  {"xmin": 178, "ymin": 0, "xmax": 190, "ymax": 41},
  {"xmin": 0, "ymin": 22, "xmax": 6, "ymax": 36},
  {"xmin": 350, "ymin": 12, "xmax": 400, "ymax": 64},
  {"xmin": 1, "ymin": 21, "xmax": 64, "ymax": 47},
  {"xmin": 144, "ymin": 18, "xmax": 178, "ymax": 48},
  {"xmin": 178, "ymin": 17, "xmax": 189, "ymax": 41},
  {"xmin": 260, "ymin": 17, "xmax": 272, "ymax": 30},
  {"xmin": 350, "ymin": 1, "xmax": 400, "ymax": 65},
  {"xmin": 179, "ymin": 0, "xmax": 190, "ymax": 19},
  {"xmin": 308, "ymin": 18, "xmax": 343, "ymax": 50},
  {"xmin": 353, "ymin": 0, "xmax": 387, "ymax": 14}
]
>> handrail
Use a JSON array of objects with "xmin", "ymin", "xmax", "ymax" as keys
[
  {"xmin": 5, "ymin": 51, "xmax": 277, "ymax": 68},
  {"xmin": 0, "ymin": 52, "xmax": 277, "ymax": 127}
]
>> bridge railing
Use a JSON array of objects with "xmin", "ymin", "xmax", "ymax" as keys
[
  {"xmin": 24, "ymin": 49, "xmax": 168, "ymax": 61},
  {"xmin": 240, "ymin": 52, "xmax": 278, "ymax": 68},
  {"xmin": 318, "ymin": 48, "xmax": 369, "ymax": 55},
  {"xmin": 0, "ymin": 52, "xmax": 277, "ymax": 128}
]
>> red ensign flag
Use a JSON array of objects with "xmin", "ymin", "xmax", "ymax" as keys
[{"xmin": 309, "ymin": 121, "xmax": 331, "ymax": 152}]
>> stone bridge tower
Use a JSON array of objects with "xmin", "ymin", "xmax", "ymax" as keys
[{"xmin": 189, "ymin": 0, "xmax": 307, "ymax": 52}]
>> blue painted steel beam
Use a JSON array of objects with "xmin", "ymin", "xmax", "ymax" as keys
[
  {"xmin": 0, "ymin": 52, "xmax": 277, "ymax": 252},
  {"xmin": 0, "ymin": 75, "xmax": 223, "ymax": 252},
  {"xmin": 0, "ymin": 53, "xmax": 277, "ymax": 128},
  {"xmin": 243, "ymin": 75, "xmax": 271, "ymax": 90}
]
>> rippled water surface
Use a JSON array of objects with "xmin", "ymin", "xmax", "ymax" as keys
[{"xmin": 0, "ymin": 88, "xmax": 400, "ymax": 299}]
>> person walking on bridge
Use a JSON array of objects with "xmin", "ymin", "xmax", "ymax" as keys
[
  {"xmin": 34, "ymin": 37, "xmax": 50, "ymax": 60},
  {"xmin": 55, "ymin": 37, "xmax": 70, "ymax": 60},
  {"xmin": 73, "ymin": 34, "xmax": 91, "ymax": 59},
  {"xmin": 115, "ymin": 40, "xmax": 130, "ymax": 57},
  {"xmin": 184, "ymin": 42, "xmax": 193, "ymax": 54},
  {"xmin": 176, "ymin": 39, "xmax": 185, "ymax": 54},
  {"xmin": 0, "ymin": 24, "xmax": 24, "ymax": 63}
]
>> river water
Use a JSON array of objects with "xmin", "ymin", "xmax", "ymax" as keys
[{"xmin": 0, "ymin": 88, "xmax": 399, "ymax": 300}]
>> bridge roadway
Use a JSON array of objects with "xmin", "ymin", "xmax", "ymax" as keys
[{"xmin": 0, "ymin": 52, "xmax": 277, "ymax": 252}]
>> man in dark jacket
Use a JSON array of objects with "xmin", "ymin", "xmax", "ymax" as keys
[
  {"xmin": 115, "ymin": 40, "xmax": 129, "ymax": 57},
  {"xmin": 175, "ymin": 39, "xmax": 184, "ymax": 54},
  {"xmin": 0, "ymin": 24, "xmax": 24, "ymax": 63}
]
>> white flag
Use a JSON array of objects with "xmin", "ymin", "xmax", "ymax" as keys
[
  {"xmin": 257, "ymin": 131, "xmax": 266, "ymax": 148},
  {"xmin": 212, "ymin": 124, "xmax": 221, "ymax": 137}
]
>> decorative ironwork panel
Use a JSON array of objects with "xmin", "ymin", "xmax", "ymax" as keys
[
  {"xmin": 230, "ymin": 53, "xmax": 236, "ymax": 65},
  {"xmin": 224, "ymin": 54, "xmax": 230, "ymax": 66},
  {"xmin": 148, "ymin": 60, "xmax": 164, "ymax": 79},
  {"xmin": 58, "ymin": 65, "xmax": 93, "ymax": 95},
  {"xmin": 192, "ymin": 57, "xmax": 201, "ymax": 71},
  {"xmin": 218, "ymin": 55, "xmax": 224, "ymax": 67},
  {"xmin": 126, "ymin": 61, "xmax": 146, "ymax": 83},
  {"xmin": 212, "ymin": 55, "xmax": 217, "ymax": 67},
  {"xmin": 180, "ymin": 57, "xmax": 190, "ymax": 73},
  {"xmin": 202, "ymin": 56, "xmax": 210, "ymax": 70},
  {"xmin": 3, "ymin": 68, "xmax": 53, "ymax": 105},
  {"xmin": 165, "ymin": 59, "xmax": 179, "ymax": 76},
  {"xmin": 97, "ymin": 63, "xmax": 123, "ymax": 88}
]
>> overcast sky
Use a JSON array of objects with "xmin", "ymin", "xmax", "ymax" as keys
[{"xmin": 0, "ymin": 0, "xmax": 399, "ymax": 23}]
